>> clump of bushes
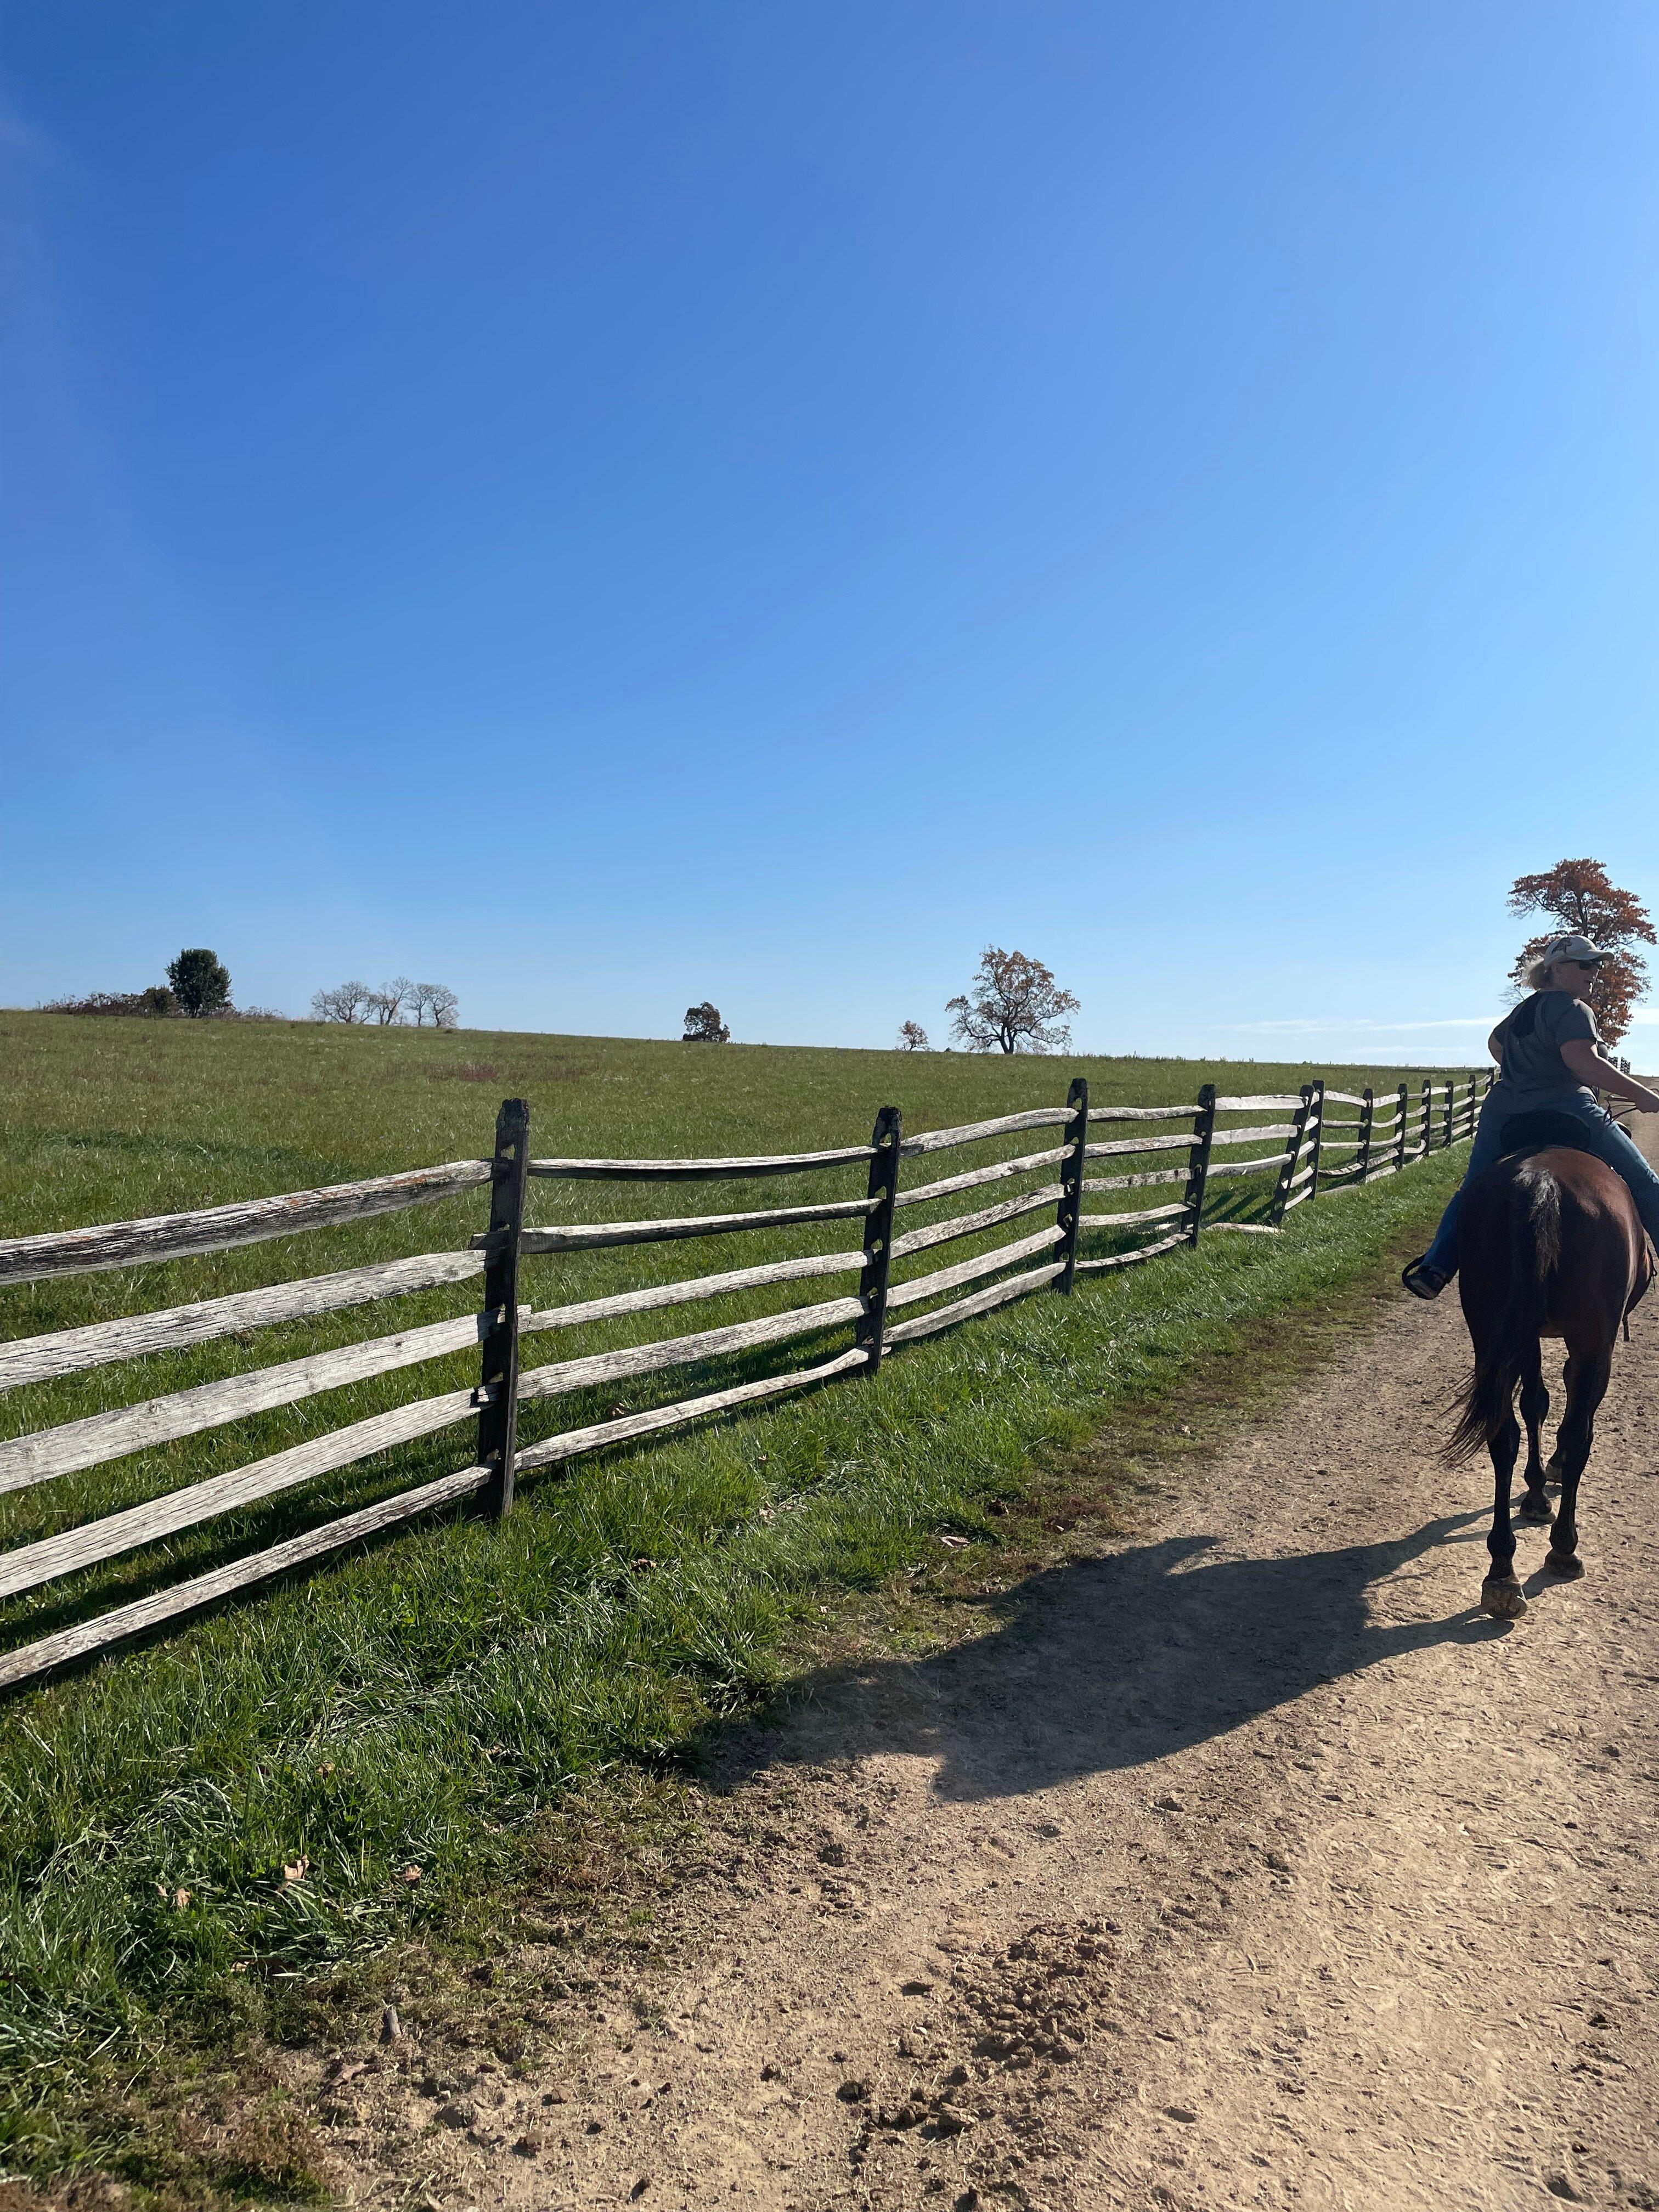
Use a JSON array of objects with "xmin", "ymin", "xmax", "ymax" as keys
[
  {"xmin": 37, "ymin": 949, "xmax": 285, "ymax": 1022},
  {"xmin": 39, "ymin": 986, "xmax": 180, "ymax": 1018}
]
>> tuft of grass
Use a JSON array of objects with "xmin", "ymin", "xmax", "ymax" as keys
[{"xmin": 0, "ymin": 1014, "xmax": 1473, "ymax": 2185}]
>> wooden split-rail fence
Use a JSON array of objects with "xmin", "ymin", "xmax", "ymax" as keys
[{"xmin": 0, "ymin": 1070, "xmax": 1492, "ymax": 1691}]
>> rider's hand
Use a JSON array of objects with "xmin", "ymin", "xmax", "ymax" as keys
[{"xmin": 1634, "ymin": 1088, "xmax": 1659, "ymax": 1114}]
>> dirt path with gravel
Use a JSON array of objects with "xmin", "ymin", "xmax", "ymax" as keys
[{"xmin": 323, "ymin": 1219, "xmax": 1659, "ymax": 2212}]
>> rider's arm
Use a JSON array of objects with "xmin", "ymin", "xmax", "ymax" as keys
[
  {"xmin": 1487, "ymin": 1026, "xmax": 1506, "ymax": 1063},
  {"xmin": 1560, "ymin": 1039, "xmax": 1659, "ymax": 1111}
]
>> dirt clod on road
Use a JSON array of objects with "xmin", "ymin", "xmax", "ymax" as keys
[{"xmin": 319, "ymin": 1286, "xmax": 1659, "ymax": 2212}]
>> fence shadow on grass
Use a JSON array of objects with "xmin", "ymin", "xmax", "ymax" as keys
[
  {"xmin": 0, "ymin": 1073, "xmax": 1491, "ymax": 1691},
  {"xmin": 708, "ymin": 1509, "xmax": 1500, "ymax": 1803}
]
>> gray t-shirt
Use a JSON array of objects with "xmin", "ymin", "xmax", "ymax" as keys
[{"xmin": 1490, "ymin": 989, "xmax": 1601, "ymax": 1107}]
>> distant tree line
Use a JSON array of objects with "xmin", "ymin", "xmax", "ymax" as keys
[
  {"xmin": 312, "ymin": 978, "xmax": 459, "ymax": 1028},
  {"xmin": 680, "ymin": 954, "xmax": 1081, "ymax": 1057},
  {"xmin": 39, "ymin": 949, "xmax": 283, "ymax": 1022}
]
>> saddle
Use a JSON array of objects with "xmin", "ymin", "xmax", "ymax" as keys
[{"xmin": 1494, "ymin": 1109, "xmax": 1601, "ymax": 1160}]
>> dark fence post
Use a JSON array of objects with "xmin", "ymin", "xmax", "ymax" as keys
[
  {"xmin": 1184, "ymin": 1084, "xmax": 1217, "ymax": 1246},
  {"xmin": 1269, "ymin": 1082, "xmax": 1314, "ymax": 1226},
  {"xmin": 1419, "ymin": 1078, "xmax": 1433, "ymax": 1165},
  {"xmin": 1306, "ymin": 1076, "xmax": 1325, "ymax": 1201},
  {"xmin": 1442, "ymin": 1079, "xmax": 1454, "ymax": 1149},
  {"xmin": 857, "ymin": 1105, "xmax": 902, "ymax": 1377},
  {"xmin": 1357, "ymin": 1086, "xmax": 1375, "ymax": 1181},
  {"xmin": 1394, "ymin": 1081, "xmax": 1409, "ymax": 1174},
  {"xmin": 479, "ymin": 1098, "xmax": 530, "ymax": 1518},
  {"xmin": 1055, "ymin": 1076, "xmax": 1089, "ymax": 1293}
]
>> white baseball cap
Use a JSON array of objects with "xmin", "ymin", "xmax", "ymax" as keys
[{"xmin": 1538, "ymin": 934, "xmax": 1607, "ymax": 966}]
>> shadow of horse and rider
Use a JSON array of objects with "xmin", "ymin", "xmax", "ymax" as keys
[
  {"xmin": 711, "ymin": 1105, "xmax": 1656, "ymax": 1802},
  {"xmin": 714, "ymin": 1510, "xmax": 1518, "ymax": 1805}
]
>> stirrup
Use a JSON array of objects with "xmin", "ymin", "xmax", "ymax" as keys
[{"xmin": 1401, "ymin": 1256, "xmax": 1449, "ymax": 1300}]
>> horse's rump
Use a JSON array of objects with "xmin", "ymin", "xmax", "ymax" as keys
[
  {"xmin": 1447, "ymin": 1149, "xmax": 1646, "ymax": 1461},
  {"xmin": 1462, "ymin": 1148, "xmax": 1645, "ymax": 1342}
]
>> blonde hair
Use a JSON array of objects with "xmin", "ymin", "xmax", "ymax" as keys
[{"xmin": 1528, "ymin": 955, "xmax": 1601, "ymax": 994}]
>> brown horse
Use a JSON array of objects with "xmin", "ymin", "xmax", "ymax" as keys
[{"xmin": 1448, "ymin": 1130, "xmax": 1652, "ymax": 1621}]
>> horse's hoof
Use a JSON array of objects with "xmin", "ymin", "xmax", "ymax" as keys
[
  {"xmin": 1481, "ymin": 1576, "xmax": 1528, "ymax": 1620},
  {"xmin": 1544, "ymin": 1551, "xmax": 1585, "ymax": 1581},
  {"xmin": 1516, "ymin": 1496, "xmax": 1555, "ymax": 1525}
]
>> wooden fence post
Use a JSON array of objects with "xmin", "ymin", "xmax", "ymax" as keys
[
  {"xmin": 1055, "ymin": 1076, "xmax": 1088, "ymax": 1293},
  {"xmin": 1269, "ymin": 1083, "xmax": 1314, "ymax": 1226},
  {"xmin": 1394, "ymin": 1082, "xmax": 1409, "ymax": 1174},
  {"xmin": 1419, "ymin": 1078, "xmax": 1433, "ymax": 1165},
  {"xmin": 1306, "ymin": 1077, "xmax": 1325, "ymax": 1201},
  {"xmin": 856, "ymin": 1105, "xmax": 902, "ymax": 1376},
  {"xmin": 478, "ymin": 1098, "xmax": 530, "ymax": 1519},
  {"xmin": 1442, "ymin": 1079, "xmax": 1454, "ymax": 1149},
  {"xmin": 1357, "ymin": 1086, "xmax": 1375, "ymax": 1181},
  {"xmin": 1184, "ymin": 1084, "xmax": 1217, "ymax": 1246}
]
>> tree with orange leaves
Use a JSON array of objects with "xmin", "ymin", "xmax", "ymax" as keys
[{"xmin": 1508, "ymin": 858, "xmax": 1654, "ymax": 1045}]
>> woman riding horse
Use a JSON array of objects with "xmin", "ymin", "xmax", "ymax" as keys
[{"xmin": 1402, "ymin": 933, "xmax": 1659, "ymax": 1299}]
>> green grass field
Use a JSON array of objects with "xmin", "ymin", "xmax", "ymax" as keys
[{"xmin": 0, "ymin": 1014, "xmax": 1476, "ymax": 2182}]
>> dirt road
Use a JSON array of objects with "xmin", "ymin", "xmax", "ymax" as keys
[{"xmin": 325, "ymin": 1268, "xmax": 1659, "ymax": 2211}]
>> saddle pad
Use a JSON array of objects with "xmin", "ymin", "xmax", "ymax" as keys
[{"xmin": 1495, "ymin": 1108, "xmax": 1599, "ymax": 1158}]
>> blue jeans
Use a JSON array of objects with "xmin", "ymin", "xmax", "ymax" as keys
[{"xmin": 1422, "ymin": 1092, "xmax": 1659, "ymax": 1277}]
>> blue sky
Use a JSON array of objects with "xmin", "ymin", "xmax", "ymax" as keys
[{"xmin": 3, "ymin": 3, "xmax": 1656, "ymax": 1060}]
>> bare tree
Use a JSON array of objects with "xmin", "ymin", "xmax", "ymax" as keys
[
  {"xmin": 682, "ymin": 1001, "xmax": 731, "ymax": 1043},
  {"xmin": 897, "ymin": 1020, "xmax": 930, "ymax": 1051},
  {"xmin": 413, "ymin": 982, "xmax": 460, "ymax": 1029},
  {"xmin": 946, "ymin": 947, "xmax": 1079, "ymax": 1054},
  {"xmin": 312, "ymin": 981, "xmax": 373, "ymax": 1023},
  {"xmin": 367, "ymin": 976, "xmax": 416, "ymax": 1025}
]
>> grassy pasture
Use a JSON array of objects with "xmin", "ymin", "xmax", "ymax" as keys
[{"xmin": 0, "ymin": 1014, "xmax": 1474, "ymax": 2172}]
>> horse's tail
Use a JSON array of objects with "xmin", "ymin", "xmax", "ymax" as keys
[{"xmin": 1445, "ymin": 1163, "xmax": 1560, "ymax": 1462}]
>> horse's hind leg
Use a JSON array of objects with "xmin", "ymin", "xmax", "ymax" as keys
[
  {"xmin": 1546, "ymin": 1356, "xmax": 1574, "ymax": 1487},
  {"xmin": 1481, "ymin": 1409, "xmax": 1527, "ymax": 1619},
  {"xmin": 1516, "ymin": 1351, "xmax": 1553, "ymax": 1524},
  {"xmin": 1545, "ymin": 1346, "xmax": 1612, "ymax": 1580}
]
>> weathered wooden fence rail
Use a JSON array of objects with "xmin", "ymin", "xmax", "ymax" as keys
[{"xmin": 0, "ymin": 1067, "xmax": 1493, "ymax": 1690}]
